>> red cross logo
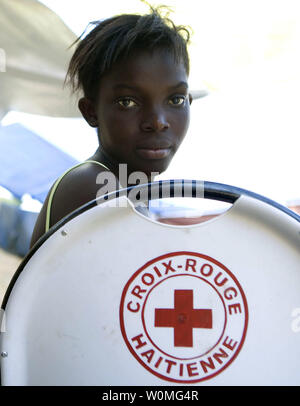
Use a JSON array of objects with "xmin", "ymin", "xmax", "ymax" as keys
[{"xmin": 154, "ymin": 289, "xmax": 213, "ymax": 347}]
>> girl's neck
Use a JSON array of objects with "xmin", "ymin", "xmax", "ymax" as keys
[
  {"xmin": 88, "ymin": 146, "xmax": 155, "ymax": 185},
  {"xmin": 89, "ymin": 146, "xmax": 119, "ymax": 176}
]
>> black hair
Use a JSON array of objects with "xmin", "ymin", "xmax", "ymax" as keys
[{"xmin": 65, "ymin": 6, "xmax": 191, "ymax": 101}]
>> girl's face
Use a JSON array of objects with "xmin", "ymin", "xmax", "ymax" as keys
[{"xmin": 82, "ymin": 50, "xmax": 191, "ymax": 176}]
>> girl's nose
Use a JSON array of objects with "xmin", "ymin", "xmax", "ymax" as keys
[{"xmin": 140, "ymin": 111, "xmax": 170, "ymax": 133}]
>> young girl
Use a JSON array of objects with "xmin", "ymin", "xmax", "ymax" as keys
[{"xmin": 30, "ymin": 6, "xmax": 192, "ymax": 248}]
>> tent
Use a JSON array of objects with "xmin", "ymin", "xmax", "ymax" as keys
[
  {"xmin": 0, "ymin": 123, "xmax": 78, "ymax": 202},
  {"xmin": 0, "ymin": 0, "xmax": 84, "ymax": 255},
  {"xmin": 0, "ymin": 123, "xmax": 78, "ymax": 256}
]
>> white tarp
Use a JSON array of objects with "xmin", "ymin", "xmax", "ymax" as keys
[{"xmin": 0, "ymin": 0, "xmax": 80, "ymax": 120}]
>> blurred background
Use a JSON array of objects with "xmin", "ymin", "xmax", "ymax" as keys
[{"xmin": 0, "ymin": 0, "xmax": 299, "ymax": 299}]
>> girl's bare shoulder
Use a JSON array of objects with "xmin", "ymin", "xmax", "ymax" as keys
[{"xmin": 30, "ymin": 162, "xmax": 112, "ymax": 248}]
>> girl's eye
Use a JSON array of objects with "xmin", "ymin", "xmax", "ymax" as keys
[
  {"xmin": 168, "ymin": 96, "xmax": 186, "ymax": 106},
  {"xmin": 116, "ymin": 98, "xmax": 137, "ymax": 108}
]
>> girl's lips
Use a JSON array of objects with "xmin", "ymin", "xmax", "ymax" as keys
[{"xmin": 136, "ymin": 148, "xmax": 172, "ymax": 160}]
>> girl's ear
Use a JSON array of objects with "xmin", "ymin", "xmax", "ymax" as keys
[{"xmin": 78, "ymin": 97, "xmax": 98, "ymax": 127}]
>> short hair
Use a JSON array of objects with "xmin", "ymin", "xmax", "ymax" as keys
[{"xmin": 66, "ymin": 6, "xmax": 191, "ymax": 101}]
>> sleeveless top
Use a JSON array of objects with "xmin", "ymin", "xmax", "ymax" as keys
[{"xmin": 45, "ymin": 160, "xmax": 109, "ymax": 233}]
